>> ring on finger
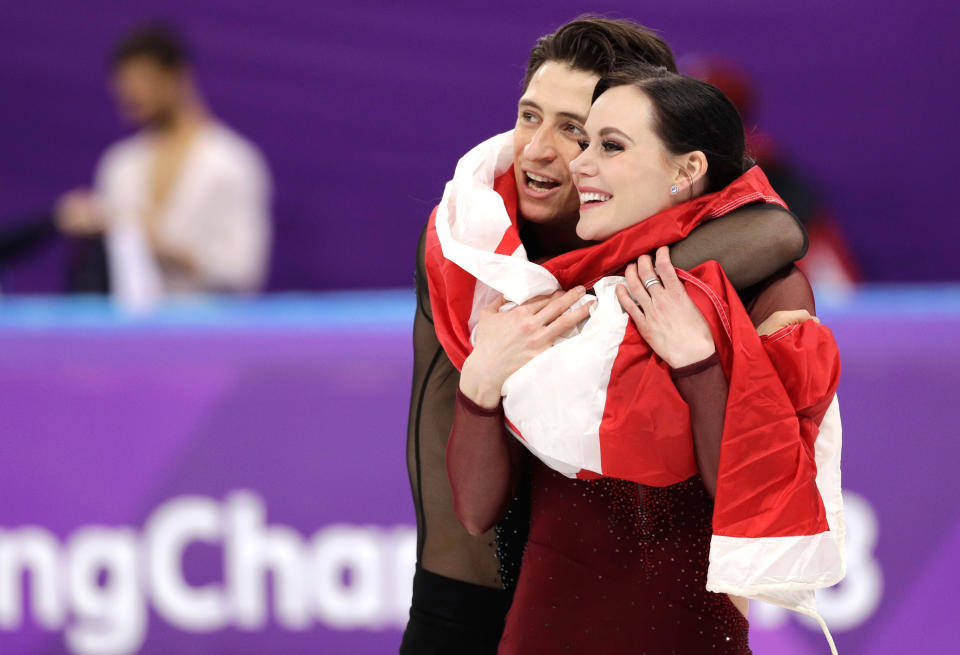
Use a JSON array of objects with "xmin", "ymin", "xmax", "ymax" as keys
[{"xmin": 643, "ymin": 277, "xmax": 662, "ymax": 289}]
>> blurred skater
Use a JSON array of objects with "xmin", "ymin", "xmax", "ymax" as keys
[{"xmin": 57, "ymin": 25, "xmax": 272, "ymax": 309}]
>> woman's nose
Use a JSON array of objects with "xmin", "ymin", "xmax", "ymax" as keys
[{"xmin": 569, "ymin": 148, "xmax": 596, "ymax": 177}]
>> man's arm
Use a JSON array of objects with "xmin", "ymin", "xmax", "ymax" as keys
[{"xmin": 669, "ymin": 204, "xmax": 807, "ymax": 290}]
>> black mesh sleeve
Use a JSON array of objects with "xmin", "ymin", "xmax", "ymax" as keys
[
  {"xmin": 669, "ymin": 204, "xmax": 808, "ymax": 289},
  {"xmin": 406, "ymin": 220, "xmax": 516, "ymax": 589}
]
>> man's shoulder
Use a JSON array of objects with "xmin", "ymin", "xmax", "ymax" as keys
[
  {"xmin": 419, "ymin": 206, "xmax": 441, "ymax": 263},
  {"xmin": 205, "ymin": 123, "xmax": 264, "ymax": 160},
  {"xmin": 199, "ymin": 123, "xmax": 270, "ymax": 182}
]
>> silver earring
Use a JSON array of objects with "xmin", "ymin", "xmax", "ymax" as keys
[{"xmin": 670, "ymin": 185, "xmax": 679, "ymax": 195}]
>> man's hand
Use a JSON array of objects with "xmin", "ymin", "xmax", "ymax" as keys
[
  {"xmin": 56, "ymin": 190, "xmax": 106, "ymax": 236},
  {"xmin": 756, "ymin": 310, "xmax": 820, "ymax": 337}
]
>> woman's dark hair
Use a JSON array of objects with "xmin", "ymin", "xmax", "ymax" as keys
[
  {"xmin": 110, "ymin": 24, "xmax": 190, "ymax": 72},
  {"xmin": 523, "ymin": 17, "xmax": 677, "ymax": 91},
  {"xmin": 593, "ymin": 65, "xmax": 752, "ymax": 193}
]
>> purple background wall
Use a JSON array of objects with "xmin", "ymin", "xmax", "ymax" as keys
[{"xmin": 1, "ymin": 1, "xmax": 958, "ymax": 292}]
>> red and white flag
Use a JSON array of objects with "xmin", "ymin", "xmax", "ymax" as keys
[{"xmin": 426, "ymin": 132, "xmax": 845, "ymax": 650}]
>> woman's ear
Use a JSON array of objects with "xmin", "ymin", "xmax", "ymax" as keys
[{"xmin": 672, "ymin": 151, "xmax": 709, "ymax": 196}]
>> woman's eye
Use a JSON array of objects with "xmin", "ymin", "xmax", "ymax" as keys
[
  {"xmin": 577, "ymin": 140, "xmax": 589, "ymax": 152},
  {"xmin": 601, "ymin": 140, "xmax": 624, "ymax": 153}
]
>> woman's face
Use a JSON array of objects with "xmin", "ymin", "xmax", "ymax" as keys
[{"xmin": 569, "ymin": 85, "xmax": 680, "ymax": 241}]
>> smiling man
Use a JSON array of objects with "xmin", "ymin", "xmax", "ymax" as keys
[
  {"xmin": 401, "ymin": 17, "xmax": 806, "ymax": 655},
  {"xmin": 513, "ymin": 62, "xmax": 596, "ymax": 226}
]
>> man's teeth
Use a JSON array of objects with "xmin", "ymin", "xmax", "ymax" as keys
[
  {"xmin": 527, "ymin": 172, "xmax": 556, "ymax": 183},
  {"xmin": 580, "ymin": 191, "xmax": 612, "ymax": 203}
]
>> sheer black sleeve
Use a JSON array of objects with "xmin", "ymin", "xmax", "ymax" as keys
[
  {"xmin": 406, "ymin": 219, "xmax": 520, "ymax": 588},
  {"xmin": 669, "ymin": 204, "xmax": 807, "ymax": 289}
]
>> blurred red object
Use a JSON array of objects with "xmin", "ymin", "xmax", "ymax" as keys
[{"xmin": 685, "ymin": 56, "xmax": 861, "ymax": 291}]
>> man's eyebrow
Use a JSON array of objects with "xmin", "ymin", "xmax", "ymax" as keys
[
  {"xmin": 599, "ymin": 127, "xmax": 634, "ymax": 144},
  {"xmin": 557, "ymin": 111, "xmax": 587, "ymax": 124},
  {"xmin": 518, "ymin": 99, "xmax": 587, "ymax": 124}
]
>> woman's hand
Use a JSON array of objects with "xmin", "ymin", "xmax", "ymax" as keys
[
  {"xmin": 756, "ymin": 309, "xmax": 820, "ymax": 336},
  {"xmin": 460, "ymin": 287, "xmax": 594, "ymax": 409},
  {"xmin": 616, "ymin": 246, "xmax": 716, "ymax": 369}
]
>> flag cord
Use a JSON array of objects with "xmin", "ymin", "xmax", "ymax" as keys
[{"xmin": 811, "ymin": 611, "xmax": 839, "ymax": 655}]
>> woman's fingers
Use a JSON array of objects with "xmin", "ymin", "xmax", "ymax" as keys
[
  {"xmin": 521, "ymin": 291, "xmax": 562, "ymax": 315},
  {"xmin": 654, "ymin": 246, "xmax": 683, "ymax": 293},
  {"xmin": 634, "ymin": 254, "xmax": 664, "ymax": 299},
  {"xmin": 482, "ymin": 294, "xmax": 507, "ymax": 314},
  {"xmin": 541, "ymin": 297, "xmax": 595, "ymax": 340},
  {"xmin": 536, "ymin": 286, "xmax": 585, "ymax": 324},
  {"xmin": 624, "ymin": 262, "xmax": 654, "ymax": 315},
  {"xmin": 616, "ymin": 283, "xmax": 646, "ymax": 328}
]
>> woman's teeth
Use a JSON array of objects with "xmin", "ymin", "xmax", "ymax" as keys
[{"xmin": 579, "ymin": 191, "xmax": 612, "ymax": 204}]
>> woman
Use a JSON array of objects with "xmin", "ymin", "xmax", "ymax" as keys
[{"xmin": 447, "ymin": 67, "xmax": 839, "ymax": 653}]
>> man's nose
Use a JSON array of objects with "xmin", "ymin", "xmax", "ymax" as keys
[{"xmin": 523, "ymin": 126, "xmax": 557, "ymax": 162}]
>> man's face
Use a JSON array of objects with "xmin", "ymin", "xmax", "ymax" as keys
[
  {"xmin": 111, "ymin": 57, "xmax": 182, "ymax": 127},
  {"xmin": 513, "ymin": 62, "xmax": 599, "ymax": 227}
]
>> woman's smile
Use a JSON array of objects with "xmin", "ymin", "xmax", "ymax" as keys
[{"xmin": 577, "ymin": 186, "xmax": 613, "ymax": 211}]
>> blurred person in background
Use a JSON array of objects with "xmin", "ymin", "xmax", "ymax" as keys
[
  {"xmin": 56, "ymin": 24, "xmax": 272, "ymax": 309},
  {"xmin": 685, "ymin": 57, "xmax": 860, "ymax": 292}
]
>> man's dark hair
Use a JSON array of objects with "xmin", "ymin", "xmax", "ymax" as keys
[
  {"xmin": 111, "ymin": 24, "xmax": 190, "ymax": 71},
  {"xmin": 522, "ymin": 17, "xmax": 677, "ymax": 91},
  {"xmin": 594, "ymin": 65, "xmax": 752, "ymax": 193}
]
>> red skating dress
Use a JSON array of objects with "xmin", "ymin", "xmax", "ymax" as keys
[
  {"xmin": 452, "ymin": 368, "xmax": 749, "ymax": 654},
  {"xmin": 500, "ymin": 465, "xmax": 749, "ymax": 653},
  {"xmin": 448, "ymin": 268, "xmax": 816, "ymax": 654}
]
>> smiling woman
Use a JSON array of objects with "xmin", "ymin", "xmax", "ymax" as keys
[{"xmin": 571, "ymin": 65, "xmax": 750, "ymax": 241}]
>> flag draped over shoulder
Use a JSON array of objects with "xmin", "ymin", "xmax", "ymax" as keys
[{"xmin": 425, "ymin": 131, "xmax": 845, "ymax": 651}]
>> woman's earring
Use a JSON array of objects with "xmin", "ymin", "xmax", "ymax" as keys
[{"xmin": 670, "ymin": 185, "xmax": 679, "ymax": 195}]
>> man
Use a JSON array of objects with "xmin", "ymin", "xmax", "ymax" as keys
[
  {"xmin": 57, "ymin": 25, "xmax": 271, "ymax": 310},
  {"xmin": 402, "ymin": 17, "xmax": 806, "ymax": 654}
]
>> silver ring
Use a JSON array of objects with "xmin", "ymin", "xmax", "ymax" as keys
[{"xmin": 643, "ymin": 277, "xmax": 662, "ymax": 289}]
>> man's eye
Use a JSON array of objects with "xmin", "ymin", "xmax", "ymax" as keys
[
  {"xmin": 565, "ymin": 123, "xmax": 585, "ymax": 136},
  {"xmin": 520, "ymin": 112, "xmax": 539, "ymax": 124},
  {"xmin": 578, "ymin": 140, "xmax": 589, "ymax": 152}
]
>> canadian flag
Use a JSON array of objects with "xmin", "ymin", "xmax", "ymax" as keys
[{"xmin": 426, "ymin": 132, "xmax": 845, "ymax": 652}]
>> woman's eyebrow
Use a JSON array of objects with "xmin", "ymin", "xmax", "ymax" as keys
[{"xmin": 599, "ymin": 127, "xmax": 634, "ymax": 144}]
